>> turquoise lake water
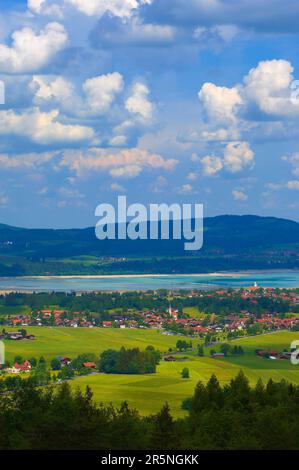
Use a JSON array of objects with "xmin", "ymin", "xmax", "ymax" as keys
[{"xmin": 0, "ymin": 271, "xmax": 298, "ymax": 292}]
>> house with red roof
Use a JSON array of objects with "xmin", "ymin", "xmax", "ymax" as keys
[{"xmin": 10, "ymin": 360, "xmax": 31, "ymax": 374}]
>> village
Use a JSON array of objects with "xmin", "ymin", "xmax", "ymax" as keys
[{"xmin": 1, "ymin": 285, "xmax": 299, "ymax": 339}]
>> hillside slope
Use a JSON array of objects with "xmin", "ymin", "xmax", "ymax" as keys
[{"xmin": 0, "ymin": 215, "xmax": 298, "ymax": 275}]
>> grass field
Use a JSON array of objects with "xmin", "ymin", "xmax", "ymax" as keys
[
  {"xmin": 183, "ymin": 307, "xmax": 206, "ymax": 319},
  {"xmin": 3, "ymin": 327, "xmax": 179, "ymax": 361},
  {"xmin": 70, "ymin": 331, "xmax": 299, "ymax": 416},
  {"xmin": 3, "ymin": 328, "xmax": 299, "ymax": 417}
]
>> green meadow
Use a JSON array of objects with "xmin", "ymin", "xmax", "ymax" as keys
[
  {"xmin": 3, "ymin": 327, "xmax": 299, "ymax": 416},
  {"xmin": 3, "ymin": 327, "xmax": 179, "ymax": 361},
  {"xmin": 70, "ymin": 331, "xmax": 299, "ymax": 416},
  {"xmin": 183, "ymin": 306, "xmax": 206, "ymax": 319}
]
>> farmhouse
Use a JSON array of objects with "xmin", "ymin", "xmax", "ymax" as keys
[
  {"xmin": 57, "ymin": 356, "xmax": 72, "ymax": 366},
  {"xmin": 83, "ymin": 362, "xmax": 96, "ymax": 369},
  {"xmin": 164, "ymin": 356, "xmax": 177, "ymax": 362},
  {"xmin": 212, "ymin": 353, "xmax": 225, "ymax": 359},
  {"xmin": 10, "ymin": 360, "xmax": 31, "ymax": 374},
  {"xmin": 256, "ymin": 349, "xmax": 279, "ymax": 358}
]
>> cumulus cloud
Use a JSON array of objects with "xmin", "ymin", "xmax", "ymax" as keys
[
  {"xmin": 125, "ymin": 82, "xmax": 154, "ymax": 123},
  {"xmin": 66, "ymin": 0, "xmax": 150, "ymax": 18},
  {"xmin": 0, "ymin": 108, "xmax": 94, "ymax": 144},
  {"xmin": 31, "ymin": 75, "xmax": 74, "ymax": 103},
  {"xmin": 243, "ymin": 60, "xmax": 299, "ymax": 116},
  {"xmin": 232, "ymin": 189, "xmax": 248, "ymax": 201},
  {"xmin": 223, "ymin": 141, "xmax": 254, "ymax": 173},
  {"xmin": 31, "ymin": 72, "xmax": 124, "ymax": 116},
  {"xmin": 195, "ymin": 58, "xmax": 299, "ymax": 169},
  {"xmin": 83, "ymin": 72, "xmax": 124, "ymax": 115},
  {"xmin": 59, "ymin": 147, "xmax": 177, "ymax": 178},
  {"xmin": 198, "ymin": 82, "xmax": 242, "ymax": 124},
  {"xmin": 28, "ymin": 0, "xmax": 63, "ymax": 17},
  {"xmin": 0, "ymin": 22, "xmax": 68, "ymax": 73},
  {"xmin": 201, "ymin": 155, "xmax": 223, "ymax": 176},
  {"xmin": 198, "ymin": 59, "xmax": 299, "ymax": 147},
  {"xmin": 201, "ymin": 141, "xmax": 254, "ymax": 176}
]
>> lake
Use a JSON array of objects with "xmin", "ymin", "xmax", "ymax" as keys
[{"xmin": 0, "ymin": 271, "xmax": 298, "ymax": 292}]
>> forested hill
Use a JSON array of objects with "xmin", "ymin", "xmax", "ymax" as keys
[{"xmin": 0, "ymin": 215, "xmax": 298, "ymax": 275}]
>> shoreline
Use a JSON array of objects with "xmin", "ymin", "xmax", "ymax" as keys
[{"xmin": 0, "ymin": 269, "xmax": 298, "ymax": 280}]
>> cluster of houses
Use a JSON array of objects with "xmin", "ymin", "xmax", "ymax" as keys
[
  {"xmin": 1, "ymin": 285, "xmax": 299, "ymax": 338},
  {"xmin": 1, "ymin": 355, "xmax": 98, "ymax": 375},
  {"xmin": 0, "ymin": 331, "xmax": 36, "ymax": 341},
  {"xmin": 255, "ymin": 349, "xmax": 294, "ymax": 361}
]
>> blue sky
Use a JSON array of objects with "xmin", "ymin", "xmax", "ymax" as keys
[{"xmin": 0, "ymin": 0, "xmax": 299, "ymax": 228}]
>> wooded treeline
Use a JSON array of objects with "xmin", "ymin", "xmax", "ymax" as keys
[{"xmin": 0, "ymin": 371, "xmax": 299, "ymax": 450}]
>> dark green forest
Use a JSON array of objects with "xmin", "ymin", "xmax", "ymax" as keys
[{"xmin": 1, "ymin": 372, "xmax": 299, "ymax": 450}]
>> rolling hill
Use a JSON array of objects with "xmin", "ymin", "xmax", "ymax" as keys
[{"xmin": 0, "ymin": 215, "xmax": 298, "ymax": 275}]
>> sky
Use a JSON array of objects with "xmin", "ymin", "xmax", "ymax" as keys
[{"xmin": 0, "ymin": 0, "xmax": 299, "ymax": 228}]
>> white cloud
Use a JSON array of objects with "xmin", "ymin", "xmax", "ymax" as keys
[
  {"xmin": 58, "ymin": 187, "xmax": 85, "ymax": 199},
  {"xmin": 266, "ymin": 178, "xmax": 299, "ymax": 191},
  {"xmin": 125, "ymin": 82, "xmax": 154, "ymax": 123},
  {"xmin": 232, "ymin": 189, "xmax": 248, "ymax": 201},
  {"xmin": 109, "ymin": 135, "xmax": 127, "ymax": 146},
  {"xmin": 286, "ymin": 180, "xmax": 299, "ymax": 190},
  {"xmin": 110, "ymin": 165, "xmax": 142, "ymax": 178},
  {"xmin": 0, "ymin": 22, "xmax": 68, "ymax": 73},
  {"xmin": 200, "ymin": 128, "xmax": 241, "ymax": 142},
  {"xmin": 223, "ymin": 141, "xmax": 254, "ymax": 173},
  {"xmin": 31, "ymin": 75, "xmax": 74, "ymax": 103},
  {"xmin": 31, "ymin": 72, "xmax": 124, "ymax": 117},
  {"xmin": 198, "ymin": 82, "xmax": 242, "ymax": 124},
  {"xmin": 83, "ymin": 72, "xmax": 124, "ymax": 115},
  {"xmin": 201, "ymin": 155, "xmax": 223, "ymax": 176},
  {"xmin": 59, "ymin": 147, "xmax": 178, "ymax": 178},
  {"xmin": 28, "ymin": 0, "xmax": 63, "ymax": 17},
  {"xmin": 178, "ymin": 184, "xmax": 194, "ymax": 194},
  {"xmin": 243, "ymin": 59, "xmax": 299, "ymax": 116},
  {"xmin": 97, "ymin": 15, "xmax": 177, "ymax": 47},
  {"xmin": 65, "ymin": 0, "xmax": 146, "ymax": 18},
  {"xmin": 110, "ymin": 182, "xmax": 126, "ymax": 192},
  {"xmin": 121, "ymin": 17, "xmax": 176, "ymax": 43},
  {"xmin": 0, "ymin": 108, "xmax": 94, "ymax": 144},
  {"xmin": 200, "ymin": 141, "xmax": 254, "ymax": 176},
  {"xmin": 282, "ymin": 153, "xmax": 299, "ymax": 177},
  {"xmin": 0, "ymin": 151, "xmax": 57, "ymax": 170},
  {"xmin": 197, "ymin": 59, "xmax": 299, "ymax": 151}
]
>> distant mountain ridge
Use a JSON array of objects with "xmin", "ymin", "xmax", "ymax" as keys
[{"xmin": 0, "ymin": 215, "xmax": 298, "ymax": 275}]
